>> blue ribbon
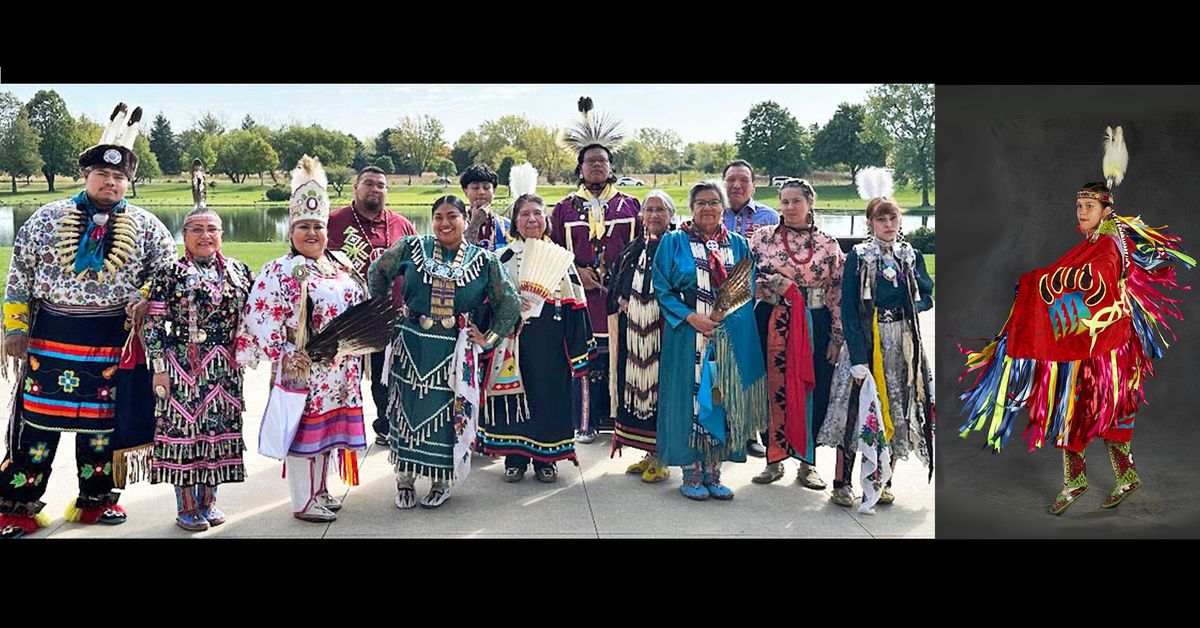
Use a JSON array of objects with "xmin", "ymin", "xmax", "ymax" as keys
[{"xmin": 71, "ymin": 191, "xmax": 127, "ymax": 275}]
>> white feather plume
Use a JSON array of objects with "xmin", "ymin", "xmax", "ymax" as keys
[
  {"xmin": 117, "ymin": 107, "xmax": 142, "ymax": 149},
  {"xmin": 509, "ymin": 162, "xmax": 539, "ymax": 197},
  {"xmin": 99, "ymin": 103, "xmax": 128, "ymax": 145},
  {"xmin": 1103, "ymin": 126, "xmax": 1128, "ymax": 187},
  {"xmin": 855, "ymin": 167, "xmax": 894, "ymax": 201},
  {"xmin": 290, "ymin": 154, "xmax": 328, "ymax": 193}
]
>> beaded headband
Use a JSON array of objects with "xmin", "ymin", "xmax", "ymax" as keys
[
  {"xmin": 184, "ymin": 211, "xmax": 222, "ymax": 227},
  {"xmin": 1076, "ymin": 190, "xmax": 1112, "ymax": 204}
]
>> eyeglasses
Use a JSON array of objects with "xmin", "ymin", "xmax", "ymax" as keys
[
  {"xmin": 358, "ymin": 181, "xmax": 387, "ymax": 190},
  {"xmin": 185, "ymin": 227, "xmax": 223, "ymax": 236},
  {"xmin": 693, "ymin": 199, "xmax": 723, "ymax": 208}
]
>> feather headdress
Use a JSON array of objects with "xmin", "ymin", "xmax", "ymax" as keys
[
  {"xmin": 78, "ymin": 102, "xmax": 143, "ymax": 178},
  {"xmin": 509, "ymin": 162, "xmax": 539, "ymax": 198},
  {"xmin": 289, "ymin": 154, "xmax": 330, "ymax": 226},
  {"xmin": 560, "ymin": 96, "xmax": 626, "ymax": 155},
  {"xmin": 1102, "ymin": 125, "xmax": 1128, "ymax": 190},
  {"xmin": 1077, "ymin": 126, "xmax": 1129, "ymax": 205},
  {"xmin": 855, "ymin": 166, "xmax": 895, "ymax": 201}
]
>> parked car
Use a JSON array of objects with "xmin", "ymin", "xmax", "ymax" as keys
[
  {"xmin": 771, "ymin": 176, "xmax": 792, "ymax": 188},
  {"xmin": 616, "ymin": 176, "xmax": 646, "ymax": 186}
]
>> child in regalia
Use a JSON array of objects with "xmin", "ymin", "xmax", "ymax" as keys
[{"xmin": 959, "ymin": 127, "xmax": 1194, "ymax": 514}]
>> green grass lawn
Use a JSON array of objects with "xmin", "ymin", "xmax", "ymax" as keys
[{"xmin": 2, "ymin": 179, "xmax": 934, "ymax": 213}]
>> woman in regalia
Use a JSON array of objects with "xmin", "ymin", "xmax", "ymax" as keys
[
  {"xmin": 479, "ymin": 194, "xmax": 596, "ymax": 483},
  {"xmin": 608, "ymin": 190, "xmax": 675, "ymax": 484},
  {"xmin": 654, "ymin": 180, "xmax": 768, "ymax": 501},
  {"xmin": 369, "ymin": 195, "xmax": 520, "ymax": 509},
  {"xmin": 236, "ymin": 156, "xmax": 369, "ymax": 523},
  {"xmin": 145, "ymin": 205, "xmax": 253, "ymax": 531},
  {"xmin": 819, "ymin": 168, "xmax": 934, "ymax": 513},
  {"xmin": 749, "ymin": 179, "xmax": 845, "ymax": 493}
]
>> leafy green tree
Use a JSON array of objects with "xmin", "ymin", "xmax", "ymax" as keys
[
  {"xmin": 497, "ymin": 156, "xmax": 516, "ymax": 187},
  {"xmin": 327, "ymin": 166, "xmax": 355, "ymax": 197},
  {"xmin": 215, "ymin": 129, "xmax": 279, "ymax": 184},
  {"xmin": 613, "ymin": 141, "xmax": 648, "ymax": 174},
  {"xmin": 519, "ymin": 125, "xmax": 572, "ymax": 184},
  {"xmin": 270, "ymin": 124, "xmax": 356, "ymax": 171},
  {"xmin": 129, "ymin": 133, "xmax": 161, "ymax": 196},
  {"xmin": 388, "ymin": 115, "xmax": 446, "ymax": 178},
  {"xmin": 735, "ymin": 100, "xmax": 812, "ymax": 180},
  {"xmin": 431, "ymin": 157, "xmax": 457, "ymax": 177},
  {"xmin": 637, "ymin": 128, "xmax": 683, "ymax": 175},
  {"xmin": 865, "ymin": 84, "xmax": 935, "ymax": 207},
  {"xmin": 451, "ymin": 130, "xmax": 482, "ymax": 173},
  {"xmin": 24, "ymin": 90, "xmax": 78, "ymax": 192},
  {"xmin": 812, "ymin": 103, "xmax": 886, "ymax": 181},
  {"xmin": 477, "ymin": 115, "xmax": 532, "ymax": 167},
  {"xmin": 0, "ymin": 94, "xmax": 43, "ymax": 194},
  {"xmin": 148, "ymin": 113, "xmax": 182, "ymax": 175},
  {"xmin": 179, "ymin": 130, "xmax": 218, "ymax": 171},
  {"xmin": 371, "ymin": 155, "xmax": 394, "ymax": 175}
]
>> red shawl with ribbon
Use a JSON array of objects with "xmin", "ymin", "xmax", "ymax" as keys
[{"xmin": 1007, "ymin": 235, "xmax": 1131, "ymax": 362}]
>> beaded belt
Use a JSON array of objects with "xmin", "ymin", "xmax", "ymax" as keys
[
  {"xmin": 806, "ymin": 287, "xmax": 826, "ymax": 310},
  {"xmin": 39, "ymin": 302, "xmax": 126, "ymax": 317},
  {"xmin": 778, "ymin": 286, "xmax": 826, "ymax": 310},
  {"xmin": 406, "ymin": 310, "xmax": 458, "ymax": 330},
  {"xmin": 877, "ymin": 306, "xmax": 906, "ymax": 323}
]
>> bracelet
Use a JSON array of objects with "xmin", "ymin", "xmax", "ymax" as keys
[{"xmin": 3, "ymin": 302, "xmax": 31, "ymax": 333}]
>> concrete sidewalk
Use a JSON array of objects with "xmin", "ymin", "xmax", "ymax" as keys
[{"xmin": 0, "ymin": 311, "xmax": 934, "ymax": 539}]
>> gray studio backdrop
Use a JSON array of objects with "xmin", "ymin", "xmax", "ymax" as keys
[{"xmin": 937, "ymin": 85, "xmax": 1200, "ymax": 539}]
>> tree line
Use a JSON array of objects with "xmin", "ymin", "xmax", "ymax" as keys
[{"xmin": 0, "ymin": 85, "xmax": 933, "ymax": 205}]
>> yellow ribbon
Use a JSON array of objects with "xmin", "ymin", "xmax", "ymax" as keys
[
  {"xmin": 870, "ymin": 309, "xmax": 894, "ymax": 443},
  {"xmin": 1079, "ymin": 279, "xmax": 1128, "ymax": 352},
  {"xmin": 985, "ymin": 357, "xmax": 1012, "ymax": 451}
]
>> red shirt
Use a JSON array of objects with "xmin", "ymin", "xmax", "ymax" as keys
[{"xmin": 327, "ymin": 203, "xmax": 418, "ymax": 306}]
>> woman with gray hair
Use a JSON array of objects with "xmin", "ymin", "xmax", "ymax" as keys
[
  {"xmin": 143, "ymin": 206, "xmax": 254, "ymax": 531},
  {"xmin": 478, "ymin": 194, "xmax": 596, "ymax": 483},
  {"xmin": 653, "ymin": 181, "xmax": 768, "ymax": 501},
  {"xmin": 607, "ymin": 189, "xmax": 675, "ymax": 483}
]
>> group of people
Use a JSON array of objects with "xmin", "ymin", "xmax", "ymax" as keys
[{"xmin": 0, "ymin": 98, "xmax": 935, "ymax": 538}]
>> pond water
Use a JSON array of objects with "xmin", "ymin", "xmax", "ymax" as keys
[{"xmin": 0, "ymin": 205, "xmax": 934, "ymax": 245}]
